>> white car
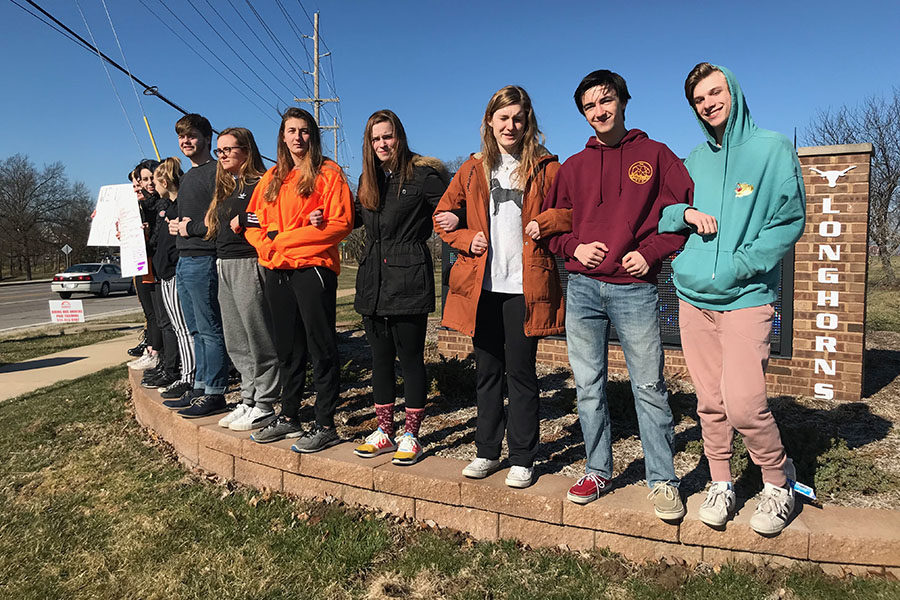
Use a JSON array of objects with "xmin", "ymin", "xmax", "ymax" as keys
[{"xmin": 51, "ymin": 263, "xmax": 135, "ymax": 299}]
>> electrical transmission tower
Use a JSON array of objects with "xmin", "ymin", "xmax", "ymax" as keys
[{"xmin": 295, "ymin": 12, "xmax": 342, "ymax": 164}]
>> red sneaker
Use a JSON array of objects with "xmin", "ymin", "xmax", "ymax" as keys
[{"xmin": 567, "ymin": 473, "xmax": 611, "ymax": 504}]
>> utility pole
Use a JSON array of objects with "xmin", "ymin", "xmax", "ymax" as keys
[{"xmin": 295, "ymin": 12, "xmax": 340, "ymax": 158}]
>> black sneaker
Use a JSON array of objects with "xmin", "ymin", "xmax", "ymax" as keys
[
  {"xmin": 142, "ymin": 371, "xmax": 177, "ymax": 389},
  {"xmin": 178, "ymin": 394, "xmax": 227, "ymax": 419},
  {"xmin": 160, "ymin": 381, "xmax": 194, "ymax": 399},
  {"xmin": 290, "ymin": 424, "xmax": 340, "ymax": 453},
  {"xmin": 162, "ymin": 388, "xmax": 202, "ymax": 409},
  {"xmin": 127, "ymin": 338, "xmax": 147, "ymax": 357},
  {"xmin": 250, "ymin": 415, "xmax": 303, "ymax": 444}
]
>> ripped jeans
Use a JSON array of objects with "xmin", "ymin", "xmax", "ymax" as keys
[{"xmin": 565, "ymin": 274, "xmax": 678, "ymax": 488}]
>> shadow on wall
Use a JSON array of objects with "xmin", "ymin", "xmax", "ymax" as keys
[{"xmin": 328, "ymin": 328, "xmax": 895, "ymax": 502}]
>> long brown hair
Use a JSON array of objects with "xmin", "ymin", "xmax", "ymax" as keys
[
  {"xmin": 264, "ymin": 107, "xmax": 324, "ymax": 203},
  {"xmin": 358, "ymin": 109, "xmax": 415, "ymax": 211},
  {"xmin": 205, "ymin": 127, "xmax": 266, "ymax": 240},
  {"xmin": 480, "ymin": 85, "xmax": 547, "ymax": 188}
]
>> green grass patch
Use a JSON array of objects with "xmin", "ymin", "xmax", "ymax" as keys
[
  {"xmin": 866, "ymin": 287, "xmax": 900, "ymax": 332},
  {"xmin": 0, "ymin": 328, "xmax": 127, "ymax": 367},
  {"xmin": 1, "ymin": 371, "xmax": 898, "ymax": 598}
]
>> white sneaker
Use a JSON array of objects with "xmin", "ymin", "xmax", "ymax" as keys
[
  {"xmin": 128, "ymin": 353, "xmax": 158, "ymax": 370},
  {"xmin": 750, "ymin": 459, "xmax": 796, "ymax": 536},
  {"xmin": 230, "ymin": 405, "xmax": 277, "ymax": 431},
  {"xmin": 218, "ymin": 403, "xmax": 251, "ymax": 428},
  {"xmin": 127, "ymin": 351, "xmax": 150, "ymax": 369},
  {"xmin": 505, "ymin": 465, "xmax": 533, "ymax": 488},
  {"xmin": 462, "ymin": 457, "xmax": 501, "ymax": 479},
  {"xmin": 698, "ymin": 482, "xmax": 736, "ymax": 527}
]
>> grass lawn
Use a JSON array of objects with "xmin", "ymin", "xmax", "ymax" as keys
[
  {"xmin": 866, "ymin": 256, "xmax": 900, "ymax": 333},
  {"xmin": 0, "ymin": 370, "xmax": 897, "ymax": 599},
  {"xmin": 0, "ymin": 328, "xmax": 130, "ymax": 367}
]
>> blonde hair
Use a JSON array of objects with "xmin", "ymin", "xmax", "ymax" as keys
[
  {"xmin": 153, "ymin": 157, "xmax": 183, "ymax": 198},
  {"xmin": 480, "ymin": 85, "xmax": 547, "ymax": 188},
  {"xmin": 205, "ymin": 127, "xmax": 266, "ymax": 240},
  {"xmin": 264, "ymin": 107, "xmax": 325, "ymax": 203}
]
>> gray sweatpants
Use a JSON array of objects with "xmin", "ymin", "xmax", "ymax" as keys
[{"xmin": 217, "ymin": 257, "xmax": 280, "ymax": 410}]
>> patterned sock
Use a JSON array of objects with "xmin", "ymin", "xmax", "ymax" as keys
[
  {"xmin": 374, "ymin": 403, "xmax": 395, "ymax": 437},
  {"xmin": 404, "ymin": 407, "xmax": 425, "ymax": 437}
]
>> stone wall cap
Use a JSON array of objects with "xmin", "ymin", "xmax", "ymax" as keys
[{"xmin": 798, "ymin": 143, "xmax": 873, "ymax": 157}]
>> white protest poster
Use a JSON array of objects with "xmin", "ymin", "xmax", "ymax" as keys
[
  {"xmin": 49, "ymin": 299, "xmax": 85, "ymax": 323},
  {"xmin": 88, "ymin": 183, "xmax": 130, "ymax": 247},
  {"xmin": 117, "ymin": 190, "xmax": 149, "ymax": 277}
]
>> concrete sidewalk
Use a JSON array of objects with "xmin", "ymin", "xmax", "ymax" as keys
[{"xmin": 0, "ymin": 331, "xmax": 140, "ymax": 402}]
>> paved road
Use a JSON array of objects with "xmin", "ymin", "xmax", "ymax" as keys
[{"xmin": 0, "ymin": 281, "xmax": 141, "ymax": 331}]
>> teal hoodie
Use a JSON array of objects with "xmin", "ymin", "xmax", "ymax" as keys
[{"xmin": 659, "ymin": 65, "xmax": 806, "ymax": 310}]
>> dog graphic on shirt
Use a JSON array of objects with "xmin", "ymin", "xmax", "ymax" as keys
[{"xmin": 490, "ymin": 178, "xmax": 523, "ymax": 216}]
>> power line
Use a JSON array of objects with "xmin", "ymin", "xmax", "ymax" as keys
[
  {"xmin": 243, "ymin": 0, "xmax": 313, "ymax": 98},
  {"xmin": 184, "ymin": 0, "xmax": 293, "ymax": 106},
  {"xmin": 14, "ymin": 0, "xmax": 277, "ymax": 162},
  {"xmin": 148, "ymin": 0, "xmax": 283, "ymax": 116},
  {"xmin": 99, "ymin": 0, "xmax": 148, "ymax": 117},
  {"xmin": 73, "ymin": 0, "xmax": 146, "ymax": 155},
  {"xmin": 9, "ymin": 0, "xmax": 84, "ymax": 49},
  {"xmin": 273, "ymin": 0, "xmax": 314, "ymax": 72},
  {"xmin": 204, "ymin": 0, "xmax": 301, "ymax": 97}
]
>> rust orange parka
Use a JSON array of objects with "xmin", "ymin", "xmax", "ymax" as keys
[{"xmin": 434, "ymin": 152, "xmax": 570, "ymax": 337}]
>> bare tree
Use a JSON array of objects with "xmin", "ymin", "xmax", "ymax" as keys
[
  {"xmin": 0, "ymin": 154, "xmax": 92, "ymax": 279},
  {"xmin": 806, "ymin": 89, "xmax": 900, "ymax": 284},
  {"xmin": 443, "ymin": 155, "xmax": 469, "ymax": 176}
]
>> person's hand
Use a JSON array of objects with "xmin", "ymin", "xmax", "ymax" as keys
[
  {"xmin": 177, "ymin": 216, "xmax": 191, "ymax": 237},
  {"xmin": 167, "ymin": 217, "xmax": 180, "ymax": 236},
  {"xmin": 469, "ymin": 231, "xmax": 488, "ymax": 255},
  {"xmin": 573, "ymin": 241, "xmax": 609, "ymax": 269},
  {"xmin": 309, "ymin": 209, "xmax": 324, "ymax": 227},
  {"xmin": 622, "ymin": 250, "xmax": 650, "ymax": 277},
  {"xmin": 434, "ymin": 211, "xmax": 460, "ymax": 232},
  {"xmin": 91, "ymin": 209, "xmax": 97, "ymax": 219},
  {"xmin": 524, "ymin": 220, "xmax": 541, "ymax": 240},
  {"xmin": 684, "ymin": 208, "xmax": 718, "ymax": 235},
  {"xmin": 230, "ymin": 214, "xmax": 242, "ymax": 233}
]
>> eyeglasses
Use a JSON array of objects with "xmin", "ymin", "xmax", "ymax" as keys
[{"xmin": 213, "ymin": 146, "xmax": 246, "ymax": 158}]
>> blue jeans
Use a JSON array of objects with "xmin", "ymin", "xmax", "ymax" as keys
[
  {"xmin": 565, "ymin": 274, "xmax": 678, "ymax": 488},
  {"xmin": 176, "ymin": 255, "xmax": 228, "ymax": 395}
]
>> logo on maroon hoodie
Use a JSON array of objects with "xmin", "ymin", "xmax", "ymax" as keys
[{"xmin": 628, "ymin": 161, "xmax": 653, "ymax": 184}]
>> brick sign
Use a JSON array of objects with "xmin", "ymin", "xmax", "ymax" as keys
[{"xmin": 438, "ymin": 144, "xmax": 872, "ymax": 403}]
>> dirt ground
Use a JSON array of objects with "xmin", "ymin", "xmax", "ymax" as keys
[{"xmin": 236, "ymin": 320, "xmax": 900, "ymax": 509}]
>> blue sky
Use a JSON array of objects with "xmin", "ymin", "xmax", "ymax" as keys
[{"xmin": 2, "ymin": 1, "xmax": 898, "ymax": 198}]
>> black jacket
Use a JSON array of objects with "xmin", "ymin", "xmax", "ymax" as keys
[
  {"xmin": 176, "ymin": 160, "xmax": 217, "ymax": 256},
  {"xmin": 354, "ymin": 156, "xmax": 449, "ymax": 316},
  {"xmin": 152, "ymin": 198, "xmax": 179, "ymax": 280}
]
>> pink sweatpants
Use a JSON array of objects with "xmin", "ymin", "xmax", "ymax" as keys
[{"xmin": 678, "ymin": 300, "xmax": 788, "ymax": 486}]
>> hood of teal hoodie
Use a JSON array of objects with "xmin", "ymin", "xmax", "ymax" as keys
[
  {"xmin": 664, "ymin": 65, "xmax": 806, "ymax": 311},
  {"xmin": 695, "ymin": 65, "xmax": 757, "ymax": 150}
]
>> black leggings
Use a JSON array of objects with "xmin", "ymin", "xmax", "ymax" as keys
[
  {"xmin": 472, "ymin": 291, "xmax": 539, "ymax": 467},
  {"xmin": 363, "ymin": 314, "xmax": 427, "ymax": 410},
  {"xmin": 265, "ymin": 266, "xmax": 340, "ymax": 427},
  {"xmin": 135, "ymin": 279, "xmax": 162, "ymax": 350}
]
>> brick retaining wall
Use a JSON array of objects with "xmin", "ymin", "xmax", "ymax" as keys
[{"xmin": 132, "ymin": 370, "xmax": 900, "ymax": 574}]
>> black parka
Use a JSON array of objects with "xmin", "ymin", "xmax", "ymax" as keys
[{"xmin": 354, "ymin": 156, "xmax": 449, "ymax": 316}]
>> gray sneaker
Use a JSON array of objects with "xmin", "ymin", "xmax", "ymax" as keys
[
  {"xmin": 648, "ymin": 482, "xmax": 686, "ymax": 521},
  {"xmin": 290, "ymin": 424, "xmax": 340, "ymax": 453},
  {"xmin": 250, "ymin": 415, "xmax": 303, "ymax": 444}
]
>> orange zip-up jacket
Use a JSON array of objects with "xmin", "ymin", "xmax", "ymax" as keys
[{"xmin": 245, "ymin": 160, "xmax": 353, "ymax": 273}]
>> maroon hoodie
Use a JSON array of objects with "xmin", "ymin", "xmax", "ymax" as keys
[{"xmin": 542, "ymin": 129, "xmax": 693, "ymax": 284}]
